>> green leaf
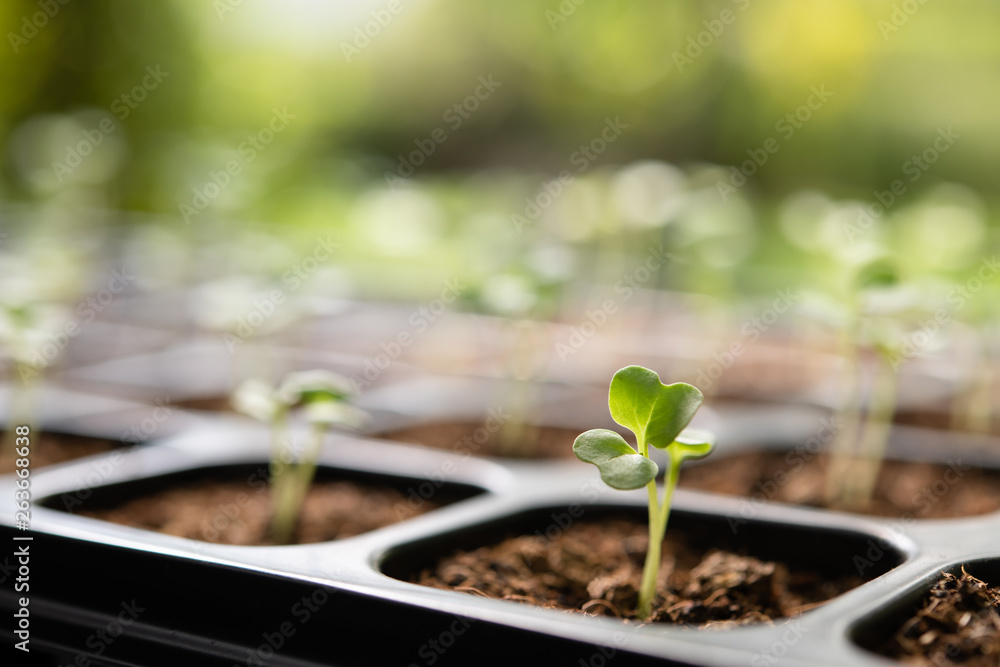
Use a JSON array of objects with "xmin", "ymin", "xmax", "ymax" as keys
[
  {"xmin": 277, "ymin": 370, "xmax": 354, "ymax": 407},
  {"xmin": 608, "ymin": 366, "xmax": 704, "ymax": 450},
  {"xmin": 855, "ymin": 258, "xmax": 899, "ymax": 290},
  {"xmin": 231, "ymin": 379, "xmax": 281, "ymax": 422},
  {"xmin": 670, "ymin": 428, "xmax": 715, "ymax": 464},
  {"xmin": 302, "ymin": 400, "xmax": 367, "ymax": 428},
  {"xmin": 573, "ymin": 429, "xmax": 658, "ymax": 489}
]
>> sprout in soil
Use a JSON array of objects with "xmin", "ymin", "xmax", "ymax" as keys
[
  {"xmin": 823, "ymin": 257, "xmax": 930, "ymax": 510},
  {"xmin": 231, "ymin": 370, "xmax": 367, "ymax": 544},
  {"xmin": 573, "ymin": 365, "xmax": 714, "ymax": 619}
]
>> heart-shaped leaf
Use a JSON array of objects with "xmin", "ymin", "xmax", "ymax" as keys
[
  {"xmin": 573, "ymin": 429, "xmax": 658, "ymax": 490},
  {"xmin": 609, "ymin": 366, "xmax": 704, "ymax": 450}
]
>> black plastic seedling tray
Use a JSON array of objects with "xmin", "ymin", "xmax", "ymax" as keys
[{"xmin": 3, "ymin": 410, "xmax": 999, "ymax": 666}]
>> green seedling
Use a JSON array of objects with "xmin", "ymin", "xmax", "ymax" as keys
[
  {"xmin": 823, "ymin": 257, "xmax": 930, "ymax": 510},
  {"xmin": 573, "ymin": 365, "xmax": 714, "ymax": 619},
  {"xmin": 473, "ymin": 252, "xmax": 573, "ymax": 457},
  {"xmin": 949, "ymin": 280, "xmax": 999, "ymax": 435},
  {"xmin": 232, "ymin": 370, "xmax": 366, "ymax": 544}
]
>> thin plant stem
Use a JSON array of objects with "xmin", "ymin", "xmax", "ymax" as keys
[
  {"xmin": 841, "ymin": 352, "xmax": 899, "ymax": 510},
  {"xmin": 270, "ymin": 420, "xmax": 326, "ymax": 545},
  {"xmin": 952, "ymin": 362, "xmax": 993, "ymax": 434},
  {"xmin": 637, "ymin": 442, "xmax": 682, "ymax": 619},
  {"xmin": 638, "ymin": 489, "xmax": 660, "ymax": 617},
  {"xmin": 825, "ymin": 320, "xmax": 863, "ymax": 506}
]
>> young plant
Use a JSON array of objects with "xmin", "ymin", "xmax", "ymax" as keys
[
  {"xmin": 822, "ymin": 257, "xmax": 930, "ymax": 510},
  {"xmin": 232, "ymin": 370, "xmax": 366, "ymax": 544},
  {"xmin": 573, "ymin": 365, "xmax": 714, "ymax": 619},
  {"xmin": 949, "ymin": 279, "xmax": 999, "ymax": 435},
  {"xmin": 474, "ymin": 249, "xmax": 574, "ymax": 457}
]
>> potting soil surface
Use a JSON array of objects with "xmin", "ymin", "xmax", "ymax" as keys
[
  {"xmin": 415, "ymin": 517, "xmax": 862, "ymax": 626},
  {"xmin": 0, "ymin": 432, "xmax": 119, "ymax": 473},
  {"xmin": 84, "ymin": 479, "xmax": 437, "ymax": 545},
  {"xmin": 680, "ymin": 452, "xmax": 1000, "ymax": 519},
  {"xmin": 881, "ymin": 569, "xmax": 1000, "ymax": 666},
  {"xmin": 380, "ymin": 421, "xmax": 581, "ymax": 459}
]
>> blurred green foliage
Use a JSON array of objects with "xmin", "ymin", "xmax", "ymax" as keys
[{"xmin": 2, "ymin": 0, "xmax": 999, "ymax": 212}]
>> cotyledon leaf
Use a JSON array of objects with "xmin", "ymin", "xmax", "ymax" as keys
[
  {"xmin": 573, "ymin": 429, "xmax": 658, "ymax": 490},
  {"xmin": 608, "ymin": 366, "xmax": 704, "ymax": 450},
  {"xmin": 670, "ymin": 428, "xmax": 716, "ymax": 463}
]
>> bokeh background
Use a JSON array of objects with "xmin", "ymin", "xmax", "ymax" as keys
[{"xmin": 1, "ymin": 0, "xmax": 998, "ymax": 415}]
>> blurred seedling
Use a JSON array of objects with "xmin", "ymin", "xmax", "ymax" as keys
[
  {"xmin": 472, "ymin": 249, "xmax": 573, "ymax": 457},
  {"xmin": 573, "ymin": 365, "xmax": 714, "ymax": 619},
  {"xmin": 232, "ymin": 370, "xmax": 367, "ymax": 544},
  {"xmin": 822, "ymin": 256, "xmax": 932, "ymax": 510},
  {"xmin": 779, "ymin": 199, "xmax": 939, "ymax": 510},
  {"xmin": 886, "ymin": 185, "xmax": 994, "ymax": 435},
  {"xmin": 0, "ymin": 241, "xmax": 86, "ymax": 459}
]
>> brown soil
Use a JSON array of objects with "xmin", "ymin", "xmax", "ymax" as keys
[
  {"xmin": 894, "ymin": 409, "xmax": 955, "ymax": 432},
  {"xmin": 881, "ymin": 569, "xmax": 1000, "ymax": 665},
  {"xmin": 0, "ymin": 432, "xmax": 120, "ymax": 474},
  {"xmin": 84, "ymin": 479, "xmax": 438, "ymax": 545},
  {"xmin": 379, "ymin": 421, "xmax": 582, "ymax": 459},
  {"xmin": 679, "ymin": 451, "xmax": 1000, "ymax": 519},
  {"xmin": 170, "ymin": 396, "xmax": 232, "ymax": 412},
  {"xmin": 895, "ymin": 409, "xmax": 998, "ymax": 436},
  {"xmin": 703, "ymin": 345, "xmax": 833, "ymax": 401},
  {"xmin": 415, "ymin": 517, "xmax": 861, "ymax": 626}
]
